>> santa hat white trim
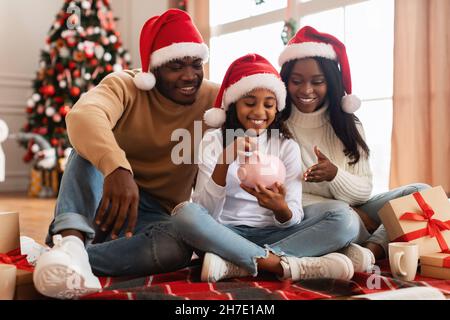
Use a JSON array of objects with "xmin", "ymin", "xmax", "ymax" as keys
[
  {"xmin": 150, "ymin": 42, "xmax": 209, "ymax": 69},
  {"xmin": 278, "ymin": 42, "xmax": 337, "ymax": 67},
  {"xmin": 223, "ymin": 73, "xmax": 286, "ymax": 112}
]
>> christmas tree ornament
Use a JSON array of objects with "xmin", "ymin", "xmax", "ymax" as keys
[
  {"xmin": 103, "ymin": 52, "xmax": 112, "ymax": 61},
  {"xmin": 45, "ymin": 107, "xmax": 56, "ymax": 117},
  {"xmin": 59, "ymin": 106, "xmax": 70, "ymax": 116},
  {"xmin": 31, "ymin": 144, "xmax": 40, "ymax": 154},
  {"xmin": 70, "ymin": 86, "xmax": 81, "ymax": 97},
  {"xmin": 82, "ymin": 0, "xmax": 91, "ymax": 10},
  {"xmin": 53, "ymin": 114, "xmax": 62, "ymax": 123}
]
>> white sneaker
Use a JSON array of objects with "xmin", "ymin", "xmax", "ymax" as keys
[
  {"xmin": 201, "ymin": 252, "xmax": 250, "ymax": 282},
  {"xmin": 340, "ymin": 243, "xmax": 375, "ymax": 273},
  {"xmin": 280, "ymin": 253, "xmax": 354, "ymax": 281},
  {"xmin": 33, "ymin": 235, "xmax": 102, "ymax": 299}
]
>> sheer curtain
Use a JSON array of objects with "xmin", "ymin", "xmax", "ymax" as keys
[{"xmin": 390, "ymin": 0, "xmax": 450, "ymax": 194}]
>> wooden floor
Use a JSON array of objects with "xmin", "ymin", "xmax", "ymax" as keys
[{"xmin": 0, "ymin": 192, "xmax": 56, "ymax": 245}]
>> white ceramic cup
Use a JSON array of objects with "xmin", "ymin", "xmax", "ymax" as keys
[
  {"xmin": 0, "ymin": 264, "xmax": 17, "ymax": 300},
  {"xmin": 388, "ymin": 242, "xmax": 419, "ymax": 281}
]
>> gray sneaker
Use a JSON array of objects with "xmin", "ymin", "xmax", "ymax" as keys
[
  {"xmin": 200, "ymin": 252, "xmax": 250, "ymax": 282},
  {"xmin": 281, "ymin": 252, "xmax": 354, "ymax": 281},
  {"xmin": 340, "ymin": 243, "xmax": 375, "ymax": 273}
]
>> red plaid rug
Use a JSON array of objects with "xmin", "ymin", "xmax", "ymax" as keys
[{"xmin": 81, "ymin": 259, "xmax": 450, "ymax": 300}]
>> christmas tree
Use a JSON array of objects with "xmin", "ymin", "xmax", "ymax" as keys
[{"xmin": 21, "ymin": 0, "xmax": 131, "ymax": 164}]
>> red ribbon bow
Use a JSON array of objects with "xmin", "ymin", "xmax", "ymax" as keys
[
  {"xmin": 398, "ymin": 192, "xmax": 450, "ymax": 253},
  {"xmin": 0, "ymin": 248, "xmax": 34, "ymax": 272}
]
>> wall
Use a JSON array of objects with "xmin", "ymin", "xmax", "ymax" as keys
[{"xmin": 0, "ymin": 0, "xmax": 168, "ymax": 192}]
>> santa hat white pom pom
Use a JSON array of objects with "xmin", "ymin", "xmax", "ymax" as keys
[
  {"xmin": 341, "ymin": 94, "xmax": 361, "ymax": 114},
  {"xmin": 204, "ymin": 108, "xmax": 226, "ymax": 127},
  {"xmin": 133, "ymin": 72, "xmax": 156, "ymax": 90}
]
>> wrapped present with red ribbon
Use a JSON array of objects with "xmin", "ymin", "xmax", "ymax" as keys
[
  {"xmin": 0, "ymin": 211, "xmax": 44, "ymax": 299},
  {"xmin": 420, "ymin": 252, "xmax": 450, "ymax": 280},
  {"xmin": 379, "ymin": 186, "xmax": 450, "ymax": 256},
  {"xmin": 0, "ymin": 212, "xmax": 20, "ymax": 253}
]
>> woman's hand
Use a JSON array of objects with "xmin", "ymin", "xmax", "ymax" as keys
[
  {"xmin": 241, "ymin": 182, "xmax": 292, "ymax": 223},
  {"xmin": 304, "ymin": 146, "xmax": 338, "ymax": 183}
]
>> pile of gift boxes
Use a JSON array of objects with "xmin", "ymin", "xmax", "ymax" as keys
[
  {"xmin": 379, "ymin": 186, "xmax": 450, "ymax": 280},
  {"xmin": 0, "ymin": 212, "xmax": 45, "ymax": 300}
]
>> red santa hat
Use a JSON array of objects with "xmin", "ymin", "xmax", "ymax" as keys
[
  {"xmin": 133, "ymin": 9, "xmax": 209, "ymax": 90},
  {"xmin": 204, "ymin": 53, "xmax": 286, "ymax": 128},
  {"xmin": 278, "ymin": 26, "xmax": 361, "ymax": 113}
]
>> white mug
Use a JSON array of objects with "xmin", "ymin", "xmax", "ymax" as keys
[
  {"xmin": 0, "ymin": 264, "xmax": 17, "ymax": 300},
  {"xmin": 389, "ymin": 242, "xmax": 419, "ymax": 281}
]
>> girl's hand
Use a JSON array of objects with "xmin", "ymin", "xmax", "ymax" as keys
[
  {"xmin": 221, "ymin": 136, "xmax": 256, "ymax": 164},
  {"xmin": 240, "ymin": 182, "xmax": 292, "ymax": 223},
  {"xmin": 304, "ymin": 146, "xmax": 338, "ymax": 183}
]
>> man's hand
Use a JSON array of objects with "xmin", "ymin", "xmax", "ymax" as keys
[
  {"xmin": 95, "ymin": 167, "xmax": 139, "ymax": 239},
  {"xmin": 240, "ymin": 182, "xmax": 292, "ymax": 223},
  {"xmin": 304, "ymin": 146, "xmax": 338, "ymax": 183}
]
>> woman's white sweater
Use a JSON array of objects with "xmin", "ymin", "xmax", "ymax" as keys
[{"xmin": 286, "ymin": 104, "xmax": 373, "ymax": 207}]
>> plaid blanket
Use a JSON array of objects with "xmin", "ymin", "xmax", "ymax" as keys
[{"xmin": 81, "ymin": 259, "xmax": 450, "ymax": 300}]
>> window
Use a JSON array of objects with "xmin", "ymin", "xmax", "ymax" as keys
[{"xmin": 209, "ymin": 0, "xmax": 395, "ymax": 195}]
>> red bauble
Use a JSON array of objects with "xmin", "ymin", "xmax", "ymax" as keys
[
  {"xmin": 54, "ymin": 96, "xmax": 64, "ymax": 104},
  {"xmin": 69, "ymin": 61, "xmax": 77, "ymax": 70},
  {"xmin": 105, "ymin": 64, "xmax": 113, "ymax": 72},
  {"xmin": 56, "ymin": 63, "xmax": 64, "ymax": 72},
  {"xmin": 73, "ymin": 69, "xmax": 81, "ymax": 78},
  {"xmin": 38, "ymin": 127, "xmax": 48, "ymax": 135},
  {"xmin": 66, "ymin": 37, "xmax": 77, "ymax": 47},
  {"xmin": 90, "ymin": 58, "xmax": 98, "ymax": 67},
  {"xmin": 51, "ymin": 138, "xmax": 59, "ymax": 146},
  {"xmin": 40, "ymin": 85, "xmax": 55, "ymax": 97},
  {"xmin": 46, "ymin": 69, "xmax": 55, "ymax": 76},
  {"xmin": 59, "ymin": 105, "xmax": 70, "ymax": 116},
  {"xmin": 42, "ymin": 118, "xmax": 48, "ymax": 125},
  {"xmin": 70, "ymin": 86, "xmax": 81, "ymax": 97},
  {"xmin": 26, "ymin": 107, "xmax": 33, "ymax": 114}
]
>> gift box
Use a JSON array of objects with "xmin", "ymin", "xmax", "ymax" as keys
[
  {"xmin": 420, "ymin": 252, "xmax": 450, "ymax": 280},
  {"xmin": 14, "ymin": 269, "xmax": 45, "ymax": 300},
  {"xmin": 0, "ymin": 212, "xmax": 20, "ymax": 253},
  {"xmin": 379, "ymin": 186, "xmax": 450, "ymax": 256},
  {"xmin": 0, "ymin": 212, "xmax": 45, "ymax": 299}
]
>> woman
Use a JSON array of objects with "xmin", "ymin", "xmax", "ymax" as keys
[{"xmin": 278, "ymin": 26, "xmax": 429, "ymax": 272}]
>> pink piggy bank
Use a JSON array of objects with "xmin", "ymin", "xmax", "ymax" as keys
[{"xmin": 237, "ymin": 151, "xmax": 286, "ymax": 189}]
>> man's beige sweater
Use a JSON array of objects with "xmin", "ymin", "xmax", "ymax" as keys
[{"xmin": 66, "ymin": 70, "xmax": 219, "ymax": 213}]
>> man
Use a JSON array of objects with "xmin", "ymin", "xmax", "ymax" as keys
[{"xmin": 33, "ymin": 9, "xmax": 219, "ymax": 299}]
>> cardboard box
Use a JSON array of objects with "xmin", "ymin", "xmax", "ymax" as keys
[
  {"xmin": 0, "ymin": 212, "xmax": 46, "ymax": 299},
  {"xmin": 379, "ymin": 186, "xmax": 450, "ymax": 256},
  {"xmin": 14, "ymin": 269, "xmax": 46, "ymax": 300},
  {"xmin": 0, "ymin": 212, "xmax": 20, "ymax": 253},
  {"xmin": 420, "ymin": 252, "xmax": 450, "ymax": 280}
]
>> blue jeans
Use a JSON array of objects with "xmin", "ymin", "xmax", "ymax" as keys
[
  {"xmin": 171, "ymin": 201, "xmax": 360, "ymax": 276},
  {"xmin": 351, "ymin": 183, "xmax": 431, "ymax": 254},
  {"xmin": 45, "ymin": 151, "xmax": 193, "ymax": 277}
]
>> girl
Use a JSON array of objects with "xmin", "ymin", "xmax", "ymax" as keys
[
  {"xmin": 171, "ymin": 54, "xmax": 360, "ymax": 282},
  {"xmin": 278, "ymin": 26, "xmax": 429, "ymax": 272}
]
